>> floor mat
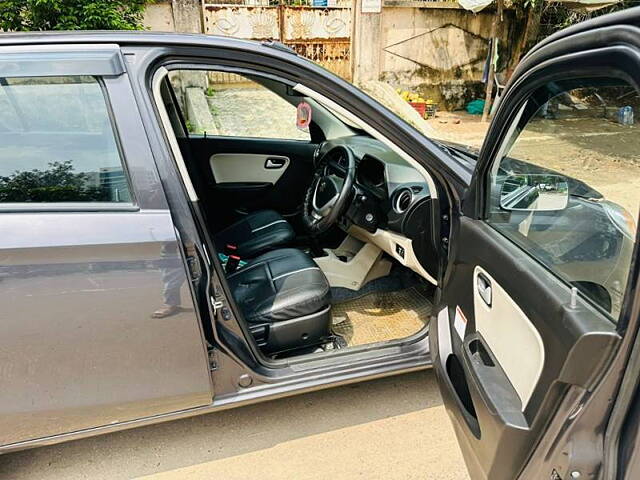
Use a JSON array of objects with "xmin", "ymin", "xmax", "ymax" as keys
[{"xmin": 331, "ymin": 286, "xmax": 432, "ymax": 347}]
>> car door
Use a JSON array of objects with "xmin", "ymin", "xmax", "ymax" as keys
[
  {"xmin": 0, "ymin": 45, "xmax": 213, "ymax": 448},
  {"xmin": 165, "ymin": 71, "xmax": 317, "ymax": 231},
  {"xmin": 430, "ymin": 13, "xmax": 640, "ymax": 480}
]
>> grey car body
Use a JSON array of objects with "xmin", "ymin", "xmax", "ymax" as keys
[
  {"xmin": 0, "ymin": 35, "xmax": 434, "ymax": 453},
  {"xmin": 2, "ymin": 9, "xmax": 640, "ymax": 480}
]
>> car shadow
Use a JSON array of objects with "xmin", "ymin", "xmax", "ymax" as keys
[{"xmin": 0, "ymin": 370, "xmax": 444, "ymax": 480}]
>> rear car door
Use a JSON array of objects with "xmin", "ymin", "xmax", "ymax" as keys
[
  {"xmin": 430, "ymin": 13, "xmax": 640, "ymax": 479},
  {"xmin": 0, "ymin": 45, "xmax": 213, "ymax": 448}
]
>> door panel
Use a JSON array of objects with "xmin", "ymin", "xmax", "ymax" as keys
[
  {"xmin": 0, "ymin": 50, "xmax": 213, "ymax": 447},
  {"xmin": 187, "ymin": 136, "xmax": 316, "ymax": 230},
  {"xmin": 0, "ymin": 212, "xmax": 213, "ymax": 446},
  {"xmin": 432, "ymin": 219, "xmax": 618, "ymax": 479},
  {"xmin": 472, "ymin": 266, "xmax": 544, "ymax": 409},
  {"xmin": 210, "ymin": 153, "xmax": 290, "ymax": 184}
]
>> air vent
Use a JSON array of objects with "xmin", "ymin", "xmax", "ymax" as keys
[{"xmin": 393, "ymin": 188, "xmax": 413, "ymax": 214}]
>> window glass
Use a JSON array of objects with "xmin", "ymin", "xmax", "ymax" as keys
[
  {"xmin": 168, "ymin": 71, "xmax": 310, "ymax": 140},
  {"xmin": 0, "ymin": 76, "xmax": 131, "ymax": 204},
  {"xmin": 487, "ymin": 82, "xmax": 640, "ymax": 321}
]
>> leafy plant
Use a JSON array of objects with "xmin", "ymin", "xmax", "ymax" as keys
[
  {"xmin": 0, "ymin": 161, "xmax": 108, "ymax": 202},
  {"xmin": 537, "ymin": 0, "xmax": 638, "ymax": 41},
  {"xmin": 0, "ymin": 0, "xmax": 152, "ymax": 32}
]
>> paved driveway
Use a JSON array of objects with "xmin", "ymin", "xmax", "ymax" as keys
[{"xmin": 0, "ymin": 371, "xmax": 469, "ymax": 480}]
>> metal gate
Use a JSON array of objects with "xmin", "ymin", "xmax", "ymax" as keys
[{"xmin": 202, "ymin": 1, "xmax": 352, "ymax": 80}]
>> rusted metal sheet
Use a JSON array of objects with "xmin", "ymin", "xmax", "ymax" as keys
[
  {"xmin": 287, "ymin": 40, "xmax": 351, "ymax": 80},
  {"xmin": 202, "ymin": 3, "xmax": 352, "ymax": 80}
]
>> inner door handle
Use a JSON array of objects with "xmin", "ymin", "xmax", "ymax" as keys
[
  {"xmin": 477, "ymin": 273, "xmax": 492, "ymax": 307},
  {"xmin": 265, "ymin": 157, "xmax": 286, "ymax": 169}
]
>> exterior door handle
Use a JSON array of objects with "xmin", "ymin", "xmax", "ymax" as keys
[
  {"xmin": 265, "ymin": 157, "xmax": 286, "ymax": 169},
  {"xmin": 477, "ymin": 273, "xmax": 492, "ymax": 307}
]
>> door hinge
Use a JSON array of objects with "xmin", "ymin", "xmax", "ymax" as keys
[
  {"xmin": 186, "ymin": 255, "xmax": 201, "ymax": 281},
  {"xmin": 211, "ymin": 296, "xmax": 232, "ymax": 321},
  {"xmin": 208, "ymin": 347, "xmax": 218, "ymax": 371},
  {"xmin": 212, "ymin": 297, "xmax": 224, "ymax": 317}
]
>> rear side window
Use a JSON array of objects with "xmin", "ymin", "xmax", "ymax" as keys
[{"xmin": 0, "ymin": 76, "xmax": 131, "ymax": 204}]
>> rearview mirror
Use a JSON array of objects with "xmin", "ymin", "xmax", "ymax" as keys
[{"xmin": 500, "ymin": 173, "xmax": 569, "ymax": 212}]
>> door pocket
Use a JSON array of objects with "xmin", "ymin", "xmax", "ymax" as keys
[{"xmin": 462, "ymin": 333, "xmax": 528, "ymax": 429}]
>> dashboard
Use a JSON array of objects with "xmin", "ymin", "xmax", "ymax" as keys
[{"xmin": 316, "ymin": 136, "xmax": 441, "ymax": 283}]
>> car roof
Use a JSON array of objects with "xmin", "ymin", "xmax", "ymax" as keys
[
  {"xmin": 0, "ymin": 31, "xmax": 314, "ymax": 76},
  {"xmin": 0, "ymin": 30, "xmax": 272, "ymax": 52}
]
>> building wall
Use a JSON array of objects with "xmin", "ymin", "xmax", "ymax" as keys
[
  {"xmin": 143, "ymin": 0, "xmax": 176, "ymax": 32},
  {"xmin": 355, "ymin": 3, "xmax": 517, "ymax": 109},
  {"xmin": 144, "ymin": 1, "xmax": 516, "ymax": 110}
]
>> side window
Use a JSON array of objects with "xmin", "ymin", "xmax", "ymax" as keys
[
  {"xmin": 0, "ymin": 76, "xmax": 131, "ymax": 204},
  {"xmin": 487, "ymin": 81, "xmax": 639, "ymax": 321},
  {"xmin": 167, "ymin": 70, "xmax": 310, "ymax": 141}
]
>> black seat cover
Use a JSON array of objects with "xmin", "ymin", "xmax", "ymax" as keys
[
  {"xmin": 214, "ymin": 210, "xmax": 295, "ymax": 259},
  {"xmin": 228, "ymin": 248, "xmax": 331, "ymax": 354}
]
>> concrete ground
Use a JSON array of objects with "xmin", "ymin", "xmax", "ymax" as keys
[{"xmin": 0, "ymin": 371, "xmax": 469, "ymax": 480}]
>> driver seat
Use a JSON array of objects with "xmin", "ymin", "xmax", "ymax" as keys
[
  {"xmin": 228, "ymin": 248, "xmax": 332, "ymax": 354},
  {"xmin": 214, "ymin": 210, "xmax": 295, "ymax": 259}
]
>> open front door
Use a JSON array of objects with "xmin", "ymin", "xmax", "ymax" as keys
[{"xmin": 430, "ymin": 11, "xmax": 640, "ymax": 479}]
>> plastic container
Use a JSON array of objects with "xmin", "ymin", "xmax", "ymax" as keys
[
  {"xmin": 425, "ymin": 103, "xmax": 438, "ymax": 119},
  {"xmin": 409, "ymin": 102, "xmax": 426, "ymax": 118},
  {"xmin": 618, "ymin": 106, "xmax": 634, "ymax": 125}
]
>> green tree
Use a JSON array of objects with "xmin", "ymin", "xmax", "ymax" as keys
[
  {"xmin": 0, "ymin": 161, "xmax": 108, "ymax": 202},
  {"xmin": 0, "ymin": 0, "xmax": 151, "ymax": 32}
]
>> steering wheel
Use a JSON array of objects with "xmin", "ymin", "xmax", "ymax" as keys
[{"xmin": 302, "ymin": 145, "xmax": 356, "ymax": 235}]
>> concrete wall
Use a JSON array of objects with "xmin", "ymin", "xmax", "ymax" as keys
[
  {"xmin": 143, "ymin": 0, "xmax": 175, "ymax": 32},
  {"xmin": 354, "ymin": 2, "xmax": 517, "ymax": 110},
  {"xmin": 144, "ymin": 0, "xmax": 516, "ymax": 110},
  {"xmin": 143, "ymin": 0, "xmax": 203, "ymax": 33}
]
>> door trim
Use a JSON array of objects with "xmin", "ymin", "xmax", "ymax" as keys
[
  {"xmin": 210, "ymin": 153, "xmax": 290, "ymax": 184},
  {"xmin": 473, "ymin": 266, "xmax": 545, "ymax": 409}
]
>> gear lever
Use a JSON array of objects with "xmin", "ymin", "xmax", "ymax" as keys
[{"xmin": 309, "ymin": 234, "xmax": 325, "ymax": 258}]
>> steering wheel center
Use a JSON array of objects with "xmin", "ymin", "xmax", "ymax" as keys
[{"xmin": 313, "ymin": 175, "xmax": 340, "ymax": 216}]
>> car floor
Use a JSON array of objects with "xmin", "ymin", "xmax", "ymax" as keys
[{"xmin": 331, "ymin": 286, "xmax": 431, "ymax": 347}]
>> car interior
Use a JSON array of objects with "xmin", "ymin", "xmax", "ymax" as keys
[{"xmin": 157, "ymin": 69, "xmax": 441, "ymax": 359}]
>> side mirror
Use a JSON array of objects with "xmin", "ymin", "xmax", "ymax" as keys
[{"xmin": 500, "ymin": 173, "xmax": 569, "ymax": 212}]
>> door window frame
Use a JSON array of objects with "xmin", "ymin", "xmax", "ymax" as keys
[
  {"xmin": 471, "ymin": 47, "xmax": 640, "ymax": 332},
  {"xmin": 0, "ymin": 56, "xmax": 140, "ymax": 212},
  {"xmin": 0, "ymin": 75, "xmax": 138, "ymax": 212},
  {"xmin": 148, "ymin": 56, "xmax": 441, "ymax": 372}
]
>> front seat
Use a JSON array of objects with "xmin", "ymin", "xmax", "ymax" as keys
[
  {"xmin": 227, "ymin": 248, "xmax": 332, "ymax": 355},
  {"xmin": 214, "ymin": 210, "xmax": 295, "ymax": 259}
]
